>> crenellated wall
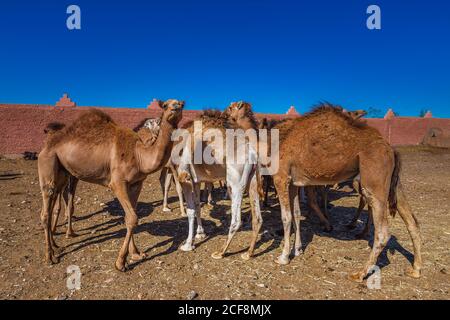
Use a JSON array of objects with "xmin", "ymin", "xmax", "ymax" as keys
[{"xmin": 1, "ymin": 102, "xmax": 449, "ymax": 155}]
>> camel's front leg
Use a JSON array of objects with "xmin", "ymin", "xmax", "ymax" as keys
[
  {"xmin": 241, "ymin": 174, "xmax": 263, "ymax": 260},
  {"xmin": 273, "ymin": 175, "xmax": 292, "ymax": 265},
  {"xmin": 127, "ymin": 181, "xmax": 147, "ymax": 262},
  {"xmin": 64, "ymin": 176, "xmax": 79, "ymax": 238},
  {"xmin": 111, "ymin": 181, "xmax": 140, "ymax": 272}
]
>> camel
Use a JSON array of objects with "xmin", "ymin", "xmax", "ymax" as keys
[
  {"xmin": 38, "ymin": 99, "xmax": 184, "ymax": 271},
  {"xmin": 134, "ymin": 118, "xmax": 186, "ymax": 216},
  {"xmin": 175, "ymin": 102, "xmax": 263, "ymax": 260},
  {"xmin": 271, "ymin": 103, "xmax": 422, "ymax": 282}
]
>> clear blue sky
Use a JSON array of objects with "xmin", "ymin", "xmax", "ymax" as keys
[{"xmin": 0, "ymin": 0, "xmax": 449, "ymax": 117}]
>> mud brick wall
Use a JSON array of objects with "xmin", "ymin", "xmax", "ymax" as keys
[{"xmin": 1, "ymin": 104, "xmax": 449, "ymax": 155}]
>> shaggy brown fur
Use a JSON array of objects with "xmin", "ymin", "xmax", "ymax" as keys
[
  {"xmin": 38, "ymin": 99, "xmax": 184, "ymax": 272},
  {"xmin": 44, "ymin": 122, "xmax": 66, "ymax": 134},
  {"xmin": 271, "ymin": 102, "xmax": 422, "ymax": 282}
]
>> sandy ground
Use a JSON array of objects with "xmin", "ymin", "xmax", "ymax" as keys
[{"xmin": 0, "ymin": 147, "xmax": 449, "ymax": 300}]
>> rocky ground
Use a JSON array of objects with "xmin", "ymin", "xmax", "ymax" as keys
[{"xmin": 0, "ymin": 147, "xmax": 449, "ymax": 300}]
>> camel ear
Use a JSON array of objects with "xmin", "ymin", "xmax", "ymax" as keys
[{"xmin": 157, "ymin": 100, "xmax": 165, "ymax": 110}]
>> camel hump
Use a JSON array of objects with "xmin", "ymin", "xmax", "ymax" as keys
[
  {"xmin": 76, "ymin": 108, "xmax": 114, "ymax": 125},
  {"xmin": 44, "ymin": 122, "xmax": 66, "ymax": 134}
]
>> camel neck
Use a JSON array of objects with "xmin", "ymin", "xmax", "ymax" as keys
[{"xmin": 136, "ymin": 119, "xmax": 176, "ymax": 174}]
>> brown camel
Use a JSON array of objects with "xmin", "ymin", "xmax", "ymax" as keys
[
  {"xmin": 271, "ymin": 103, "xmax": 422, "ymax": 282},
  {"xmin": 38, "ymin": 99, "xmax": 184, "ymax": 271}
]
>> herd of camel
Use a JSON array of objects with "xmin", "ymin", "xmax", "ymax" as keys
[{"xmin": 37, "ymin": 100, "xmax": 422, "ymax": 283}]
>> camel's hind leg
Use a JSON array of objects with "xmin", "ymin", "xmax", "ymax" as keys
[
  {"xmin": 291, "ymin": 184, "xmax": 302, "ymax": 256},
  {"xmin": 38, "ymin": 151, "xmax": 64, "ymax": 264},
  {"xmin": 160, "ymin": 167, "xmax": 172, "ymax": 212},
  {"xmin": 347, "ymin": 195, "xmax": 367, "ymax": 229},
  {"xmin": 194, "ymin": 183, "xmax": 206, "ymax": 240},
  {"xmin": 349, "ymin": 149, "xmax": 392, "ymax": 282},
  {"xmin": 211, "ymin": 181, "xmax": 244, "ymax": 259},
  {"xmin": 273, "ymin": 175, "xmax": 292, "ymax": 265},
  {"xmin": 51, "ymin": 193, "xmax": 62, "ymax": 234},
  {"xmin": 242, "ymin": 174, "xmax": 263, "ymax": 260},
  {"xmin": 180, "ymin": 182, "xmax": 197, "ymax": 252},
  {"xmin": 306, "ymin": 186, "xmax": 332, "ymax": 232},
  {"xmin": 396, "ymin": 183, "xmax": 422, "ymax": 278},
  {"xmin": 64, "ymin": 176, "xmax": 79, "ymax": 238}
]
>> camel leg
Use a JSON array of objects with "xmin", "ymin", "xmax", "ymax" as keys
[
  {"xmin": 241, "ymin": 174, "xmax": 263, "ymax": 260},
  {"xmin": 355, "ymin": 205, "xmax": 372, "ymax": 239},
  {"xmin": 211, "ymin": 182, "xmax": 244, "ymax": 259},
  {"xmin": 206, "ymin": 182, "xmax": 214, "ymax": 205},
  {"xmin": 194, "ymin": 183, "xmax": 206, "ymax": 240},
  {"xmin": 110, "ymin": 181, "xmax": 139, "ymax": 272},
  {"xmin": 38, "ymin": 152, "xmax": 62, "ymax": 264},
  {"xmin": 321, "ymin": 186, "xmax": 329, "ymax": 218},
  {"xmin": 51, "ymin": 193, "xmax": 62, "ymax": 234},
  {"xmin": 273, "ymin": 176, "xmax": 292, "ymax": 265},
  {"xmin": 306, "ymin": 186, "xmax": 332, "ymax": 232},
  {"xmin": 64, "ymin": 176, "xmax": 79, "ymax": 238},
  {"xmin": 347, "ymin": 195, "xmax": 367, "ymax": 229},
  {"xmin": 180, "ymin": 182, "xmax": 197, "ymax": 251},
  {"xmin": 263, "ymin": 176, "xmax": 271, "ymax": 207},
  {"xmin": 127, "ymin": 181, "xmax": 147, "ymax": 262},
  {"xmin": 396, "ymin": 183, "xmax": 422, "ymax": 278},
  {"xmin": 160, "ymin": 167, "xmax": 172, "ymax": 212},
  {"xmin": 170, "ymin": 165, "xmax": 186, "ymax": 216},
  {"xmin": 291, "ymin": 184, "xmax": 303, "ymax": 256},
  {"xmin": 350, "ymin": 196, "xmax": 390, "ymax": 282}
]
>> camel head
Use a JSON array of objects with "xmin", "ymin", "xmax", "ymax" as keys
[
  {"xmin": 158, "ymin": 99, "xmax": 184, "ymax": 127},
  {"xmin": 343, "ymin": 109, "xmax": 367, "ymax": 120},
  {"xmin": 224, "ymin": 101, "xmax": 258, "ymax": 130}
]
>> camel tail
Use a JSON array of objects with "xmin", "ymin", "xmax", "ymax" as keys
[
  {"xmin": 388, "ymin": 150, "xmax": 401, "ymax": 217},
  {"xmin": 44, "ymin": 122, "xmax": 66, "ymax": 134}
]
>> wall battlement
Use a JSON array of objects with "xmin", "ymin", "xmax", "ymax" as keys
[{"xmin": 1, "ymin": 103, "xmax": 449, "ymax": 155}]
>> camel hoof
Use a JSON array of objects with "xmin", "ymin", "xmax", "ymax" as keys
[
  {"xmin": 294, "ymin": 248, "xmax": 303, "ymax": 257},
  {"xmin": 47, "ymin": 254, "xmax": 60, "ymax": 265},
  {"xmin": 195, "ymin": 232, "xmax": 206, "ymax": 240},
  {"xmin": 406, "ymin": 267, "xmax": 421, "ymax": 279},
  {"xmin": 211, "ymin": 251, "xmax": 224, "ymax": 260},
  {"xmin": 115, "ymin": 261, "xmax": 127, "ymax": 272},
  {"xmin": 163, "ymin": 207, "xmax": 172, "ymax": 213},
  {"xmin": 179, "ymin": 243, "xmax": 195, "ymax": 252},
  {"xmin": 348, "ymin": 271, "xmax": 364, "ymax": 283},
  {"xmin": 241, "ymin": 252, "xmax": 252, "ymax": 261},
  {"xmin": 130, "ymin": 252, "xmax": 147, "ymax": 262},
  {"xmin": 275, "ymin": 255, "xmax": 290, "ymax": 265}
]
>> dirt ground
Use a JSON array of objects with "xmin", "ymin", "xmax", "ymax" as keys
[{"xmin": 0, "ymin": 147, "xmax": 449, "ymax": 300}]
